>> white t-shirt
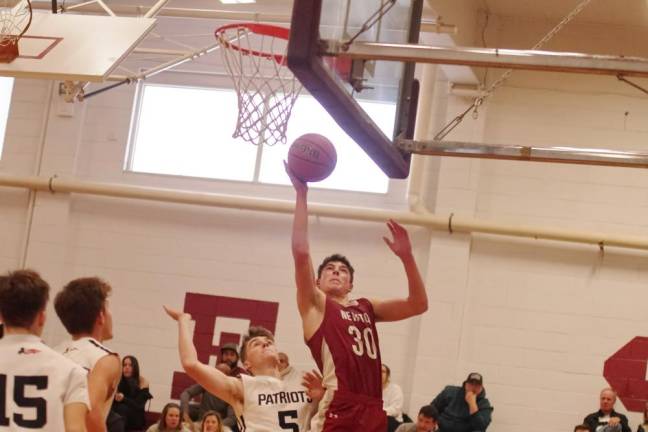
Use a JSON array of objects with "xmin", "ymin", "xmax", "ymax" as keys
[
  {"xmin": 383, "ymin": 382, "xmax": 404, "ymax": 422},
  {"xmin": 239, "ymin": 373, "xmax": 315, "ymax": 431},
  {"xmin": 0, "ymin": 334, "xmax": 89, "ymax": 431}
]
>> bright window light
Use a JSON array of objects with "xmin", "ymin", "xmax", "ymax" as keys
[
  {"xmin": 129, "ymin": 83, "xmax": 395, "ymax": 194},
  {"xmin": 259, "ymin": 95, "xmax": 393, "ymax": 193},
  {"xmin": 0, "ymin": 77, "xmax": 14, "ymax": 159},
  {"xmin": 130, "ymin": 85, "xmax": 257, "ymax": 181}
]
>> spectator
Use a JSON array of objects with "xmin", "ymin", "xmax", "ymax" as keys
[
  {"xmin": 112, "ymin": 355, "xmax": 153, "ymax": 431},
  {"xmin": 430, "ymin": 372, "xmax": 493, "ymax": 432},
  {"xmin": 200, "ymin": 411, "xmax": 224, "ymax": 432},
  {"xmin": 637, "ymin": 401, "xmax": 648, "ymax": 432},
  {"xmin": 583, "ymin": 388, "xmax": 631, "ymax": 432},
  {"xmin": 382, "ymin": 363, "xmax": 405, "ymax": 432},
  {"xmin": 180, "ymin": 363, "xmax": 238, "ymax": 430},
  {"xmin": 575, "ymin": 425, "xmax": 590, "ymax": 432},
  {"xmin": 146, "ymin": 402, "xmax": 192, "ymax": 432},
  {"xmin": 396, "ymin": 405, "xmax": 439, "ymax": 432},
  {"xmin": 220, "ymin": 342, "xmax": 247, "ymax": 377}
]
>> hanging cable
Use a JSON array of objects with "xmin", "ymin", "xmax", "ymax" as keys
[{"xmin": 434, "ymin": 0, "xmax": 595, "ymax": 140}]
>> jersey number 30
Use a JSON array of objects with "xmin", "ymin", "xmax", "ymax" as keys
[
  {"xmin": 348, "ymin": 325, "xmax": 378, "ymax": 359},
  {"xmin": 0, "ymin": 374, "xmax": 48, "ymax": 428}
]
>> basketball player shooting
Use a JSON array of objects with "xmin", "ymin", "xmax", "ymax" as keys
[{"xmin": 285, "ymin": 164, "xmax": 429, "ymax": 432}]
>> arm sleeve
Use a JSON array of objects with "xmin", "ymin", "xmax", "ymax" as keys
[
  {"xmin": 383, "ymin": 384, "xmax": 404, "ymax": 417},
  {"xmin": 468, "ymin": 400, "xmax": 493, "ymax": 431},
  {"xmin": 430, "ymin": 387, "xmax": 450, "ymax": 414},
  {"xmin": 122, "ymin": 387, "xmax": 153, "ymax": 410},
  {"xmin": 64, "ymin": 365, "xmax": 90, "ymax": 408},
  {"xmin": 179, "ymin": 384, "xmax": 203, "ymax": 414},
  {"xmin": 621, "ymin": 415, "xmax": 632, "ymax": 432}
]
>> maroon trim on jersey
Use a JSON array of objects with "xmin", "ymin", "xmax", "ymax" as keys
[{"xmin": 306, "ymin": 296, "xmax": 383, "ymax": 399}]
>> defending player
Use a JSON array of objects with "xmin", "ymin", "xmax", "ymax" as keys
[
  {"xmin": 165, "ymin": 306, "xmax": 320, "ymax": 431},
  {"xmin": 286, "ymin": 165, "xmax": 429, "ymax": 431},
  {"xmin": 55, "ymin": 277, "xmax": 121, "ymax": 432},
  {"xmin": 0, "ymin": 269, "xmax": 89, "ymax": 432}
]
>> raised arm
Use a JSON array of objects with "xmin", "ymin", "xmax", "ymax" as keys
[
  {"xmin": 372, "ymin": 219, "xmax": 428, "ymax": 322},
  {"xmin": 164, "ymin": 306, "xmax": 243, "ymax": 410},
  {"xmin": 286, "ymin": 163, "xmax": 325, "ymax": 321}
]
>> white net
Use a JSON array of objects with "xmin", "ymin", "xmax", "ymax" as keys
[
  {"xmin": 216, "ymin": 24, "xmax": 302, "ymax": 146},
  {"xmin": 0, "ymin": 0, "xmax": 32, "ymax": 48}
]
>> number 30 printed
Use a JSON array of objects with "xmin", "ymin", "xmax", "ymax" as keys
[{"xmin": 348, "ymin": 325, "xmax": 378, "ymax": 359}]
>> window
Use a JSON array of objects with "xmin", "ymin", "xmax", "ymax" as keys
[
  {"xmin": 128, "ymin": 83, "xmax": 395, "ymax": 194},
  {"xmin": 0, "ymin": 78, "xmax": 14, "ymax": 158}
]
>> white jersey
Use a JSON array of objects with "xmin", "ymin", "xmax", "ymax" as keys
[
  {"xmin": 239, "ymin": 373, "xmax": 315, "ymax": 431},
  {"xmin": 57, "ymin": 336, "xmax": 118, "ymax": 421},
  {"xmin": 0, "ymin": 334, "xmax": 89, "ymax": 431},
  {"xmin": 57, "ymin": 337, "xmax": 116, "ymax": 372}
]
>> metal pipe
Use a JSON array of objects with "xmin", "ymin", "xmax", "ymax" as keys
[
  {"xmin": 397, "ymin": 139, "xmax": 648, "ymax": 169},
  {"xmin": 144, "ymin": 0, "xmax": 170, "ymax": 18},
  {"xmin": 131, "ymin": 42, "xmax": 221, "ymax": 81},
  {"xmin": 325, "ymin": 41, "xmax": 648, "ymax": 78},
  {"xmin": 132, "ymin": 48, "xmax": 191, "ymax": 56},
  {"xmin": 1, "ymin": 173, "xmax": 647, "ymax": 250}
]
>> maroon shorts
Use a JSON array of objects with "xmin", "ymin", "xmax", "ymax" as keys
[{"xmin": 322, "ymin": 390, "xmax": 387, "ymax": 432}]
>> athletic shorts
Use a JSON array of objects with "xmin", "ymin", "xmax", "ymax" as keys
[{"xmin": 321, "ymin": 389, "xmax": 387, "ymax": 432}]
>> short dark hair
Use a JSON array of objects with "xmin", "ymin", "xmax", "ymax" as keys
[
  {"xmin": 419, "ymin": 404, "xmax": 439, "ymax": 420},
  {"xmin": 240, "ymin": 326, "xmax": 274, "ymax": 363},
  {"xmin": 55, "ymin": 277, "xmax": 111, "ymax": 335},
  {"xmin": 574, "ymin": 425, "xmax": 590, "ymax": 432},
  {"xmin": 317, "ymin": 254, "xmax": 355, "ymax": 282},
  {"xmin": 0, "ymin": 270, "xmax": 49, "ymax": 328}
]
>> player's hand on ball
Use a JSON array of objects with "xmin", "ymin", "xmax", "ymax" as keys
[
  {"xmin": 302, "ymin": 369, "xmax": 325, "ymax": 401},
  {"xmin": 382, "ymin": 219, "xmax": 413, "ymax": 258},
  {"xmin": 284, "ymin": 161, "xmax": 308, "ymax": 193},
  {"xmin": 164, "ymin": 306, "xmax": 191, "ymax": 322}
]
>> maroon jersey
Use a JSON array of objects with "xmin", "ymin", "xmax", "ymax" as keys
[{"xmin": 307, "ymin": 296, "xmax": 382, "ymax": 398}]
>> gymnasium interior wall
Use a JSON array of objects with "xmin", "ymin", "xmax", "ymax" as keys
[{"xmin": 2, "ymin": 15, "xmax": 648, "ymax": 432}]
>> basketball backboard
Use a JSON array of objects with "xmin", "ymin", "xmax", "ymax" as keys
[
  {"xmin": 5, "ymin": 11, "xmax": 155, "ymax": 82},
  {"xmin": 288, "ymin": 0, "xmax": 422, "ymax": 179}
]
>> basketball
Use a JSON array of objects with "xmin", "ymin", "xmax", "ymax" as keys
[{"xmin": 287, "ymin": 133, "xmax": 337, "ymax": 182}]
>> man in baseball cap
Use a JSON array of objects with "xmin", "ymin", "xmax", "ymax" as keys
[
  {"xmin": 429, "ymin": 372, "xmax": 493, "ymax": 432},
  {"xmin": 220, "ymin": 342, "xmax": 247, "ymax": 377}
]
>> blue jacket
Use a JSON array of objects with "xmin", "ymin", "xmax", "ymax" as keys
[{"xmin": 430, "ymin": 385, "xmax": 493, "ymax": 432}]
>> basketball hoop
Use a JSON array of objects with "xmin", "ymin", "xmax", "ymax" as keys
[
  {"xmin": 215, "ymin": 23, "xmax": 302, "ymax": 146},
  {"xmin": 0, "ymin": 0, "xmax": 33, "ymax": 63}
]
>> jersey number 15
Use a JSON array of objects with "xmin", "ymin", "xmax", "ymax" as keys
[{"xmin": 0, "ymin": 374, "xmax": 48, "ymax": 428}]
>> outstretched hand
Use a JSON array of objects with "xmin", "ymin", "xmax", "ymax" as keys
[
  {"xmin": 382, "ymin": 219, "xmax": 413, "ymax": 259},
  {"xmin": 284, "ymin": 161, "xmax": 308, "ymax": 194},
  {"xmin": 302, "ymin": 369, "xmax": 325, "ymax": 401},
  {"xmin": 164, "ymin": 306, "xmax": 191, "ymax": 322}
]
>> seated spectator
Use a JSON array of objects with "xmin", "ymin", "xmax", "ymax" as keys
[
  {"xmin": 396, "ymin": 405, "xmax": 439, "ymax": 432},
  {"xmin": 575, "ymin": 425, "xmax": 590, "ymax": 432},
  {"xmin": 430, "ymin": 372, "xmax": 493, "ymax": 432},
  {"xmin": 180, "ymin": 363, "xmax": 238, "ymax": 430},
  {"xmin": 200, "ymin": 411, "xmax": 225, "ymax": 432},
  {"xmin": 112, "ymin": 355, "xmax": 153, "ymax": 431},
  {"xmin": 583, "ymin": 388, "xmax": 631, "ymax": 432},
  {"xmin": 146, "ymin": 403, "xmax": 192, "ymax": 432},
  {"xmin": 382, "ymin": 363, "xmax": 405, "ymax": 432},
  {"xmin": 637, "ymin": 401, "xmax": 648, "ymax": 432},
  {"xmin": 220, "ymin": 342, "xmax": 247, "ymax": 377}
]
